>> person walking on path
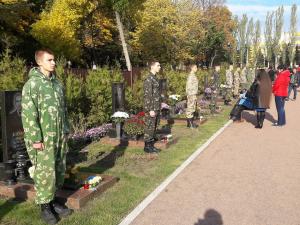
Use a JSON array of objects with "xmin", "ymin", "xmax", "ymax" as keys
[
  {"xmin": 186, "ymin": 64, "xmax": 199, "ymax": 128},
  {"xmin": 143, "ymin": 61, "xmax": 161, "ymax": 153},
  {"xmin": 287, "ymin": 67, "xmax": 298, "ymax": 101},
  {"xmin": 272, "ymin": 65, "xmax": 290, "ymax": 126},
  {"xmin": 21, "ymin": 49, "xmax": 72, "ymax": 224}
]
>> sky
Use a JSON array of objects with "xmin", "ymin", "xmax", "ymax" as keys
[{"xmin": 226, "ymin": 0, "xmax": 300, "ymax": 33}]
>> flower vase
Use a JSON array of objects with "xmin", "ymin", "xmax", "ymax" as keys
[{"xmin": 116, "ymin": 122, "xmax": 122, "ymax": 139}]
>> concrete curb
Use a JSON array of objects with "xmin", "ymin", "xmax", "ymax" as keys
[{"xmin": 118, "ymin": 119, "xmax": 233, "ymax": 225}]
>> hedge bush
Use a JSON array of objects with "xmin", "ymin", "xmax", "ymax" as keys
[{"xmin": 0, "ymin": 48, "xmax": 26, "ymax": 91}]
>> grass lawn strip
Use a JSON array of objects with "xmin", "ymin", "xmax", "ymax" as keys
[{"xmin": 0, "ymin": 107, "xmax": 230, "ymax": 225}]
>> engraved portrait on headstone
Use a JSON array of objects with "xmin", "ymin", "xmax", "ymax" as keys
[{"xmin": 1, "ymin": 91, "xmax": 27, "ymax": 162}]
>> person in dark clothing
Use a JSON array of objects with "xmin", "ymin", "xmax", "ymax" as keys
[
  {"xmin": 143, "ymin": 61, "xmax": 161, "ymax": 153},
  {"xmin": 268, "ymin": 66, "xmax": 276, "ymax": 82},
  {"xmin": 230, "ymin": 69, "xmax": 272, "ymax": 128},
  {"xmin": 287, "ymin": 67, "xmax": 298, "ymax": 101}
]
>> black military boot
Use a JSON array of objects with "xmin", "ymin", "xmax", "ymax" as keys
[
  {"xmin": 187, "ymin": 118, "xmax": 191, "ymax": 127},
  {"xmin": 150, "ymin": 139, "xmax": 161, "ymax": 152},
  {"xmin": 40, "ymin": 203, "xmax": 58, "ymax": 225},
  {"xmin": 144, "ymin": 141, "xmax": 157, "ymax": 153},
  {"xmin": 51, "ymin": 200, "xmax": 73, "ymax": 218},
  {"xmin": 192, "ymin": 118, "xmax": 199, "ymax": 128}
]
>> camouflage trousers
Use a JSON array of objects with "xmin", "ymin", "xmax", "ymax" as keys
[
  {"xmin": 233, "ymin": 84, "xmax": 240, "ymax": 96},
  {"xmin": 25, "ymin": 136, "xmax": 67, "ymax": 204},
  {"xmin": 186, "ymin": 95, "xmax": 197, "ymax": 119},
  {"xmin": 224, "ymin": 88, "xmax": 232, "ymax": 101},
  {"xmin": 144, "ymin": 114, "xmax": 159, "ymax": 142}
]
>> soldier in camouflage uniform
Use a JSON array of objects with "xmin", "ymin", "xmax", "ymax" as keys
[
  {"xmin": 186, "ymin": 64, "xmax": 199, "ymax": 128},
  {"xmin": 240, "ymin": 67, "xmax": 248, "ymax": 90},
  {"xmin": 233, "ymin": 67, "xmax": 241, "ymax": 98},
  {"xmin": 21, "ymin": 49, "xmax": 72, "ymax": 225},
  {"xmin": 224, "ymin": 65, "xmax": 234, "ymax": 105},
  {"xmin": 143, "ymin": 61, "xmax": 161, "ymax": 153}
]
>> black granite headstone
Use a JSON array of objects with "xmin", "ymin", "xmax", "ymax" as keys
[
  {"xmin": 159, "ymin": 79, "xmax": 167, "ymax": 102},
  {"xmin": 112, "ymin": 83, "xmax": 125, "ymax": 113},
  {"xmin": 1, "ymin": 91, "xmax": 27, "ymax": 161}
]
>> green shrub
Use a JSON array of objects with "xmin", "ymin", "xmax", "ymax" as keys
[
  {"xmin": 85, "ymin": 67, "xmax": 123, "ymax": 127},
  {"xmin": 0, "ymin": 48, "xmax": 26, "ymax": 91},
  {"xmin": 164, "ymin": 69, "xmax": 187, "ymax": 99},
  {"xmin": 125, "ymin": 70, "xmax": 147, "ymax": 113}
]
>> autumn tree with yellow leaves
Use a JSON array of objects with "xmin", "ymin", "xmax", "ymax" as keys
[{"xmin": 131, "ymin": 0, "xmax": 205, "ymax": 65}]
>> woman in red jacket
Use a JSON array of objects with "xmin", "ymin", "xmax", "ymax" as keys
[{"xmin": 272, "ymin": 65, "xmax": 290, "ymax": 126}]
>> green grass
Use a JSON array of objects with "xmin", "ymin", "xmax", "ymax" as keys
[{"xmin": 0, "ymin": 107, "xmax": 230, "ymax": 225}]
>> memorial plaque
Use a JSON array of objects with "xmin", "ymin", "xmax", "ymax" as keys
[
  {"xmin": 112, "ymin": 83, "xmax": 125, "ymax": 113},
  {"xmin": 1, "ymin": 91, "xmax": 26, "ymax": 162}
]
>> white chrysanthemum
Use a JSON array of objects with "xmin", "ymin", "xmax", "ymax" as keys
[
  {"xmin": 111, "ymin": 111, "xmax": 129, "ymax": 119},
  {"xmin": 169, "ymin": 95, "xmax": 180, "ymax": 101}
]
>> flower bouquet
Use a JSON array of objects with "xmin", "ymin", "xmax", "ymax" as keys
[
  {"xmin": 169, "ymin": 94, "xmax": 181, "ymax": 106},
  {"xmin": 111, "ymin": 111, "xmax": 129, "ymax": 123},
  {"xmin": 83, "ymin": 175, "xmax": 102, "ymax": 190},
  {"xmin": 111, "ymin": 111, "xmax": 129, "ymax": 139},
  {"xmin": 169, "ymin": 94, "xmax": 181, "ymax": 117}
]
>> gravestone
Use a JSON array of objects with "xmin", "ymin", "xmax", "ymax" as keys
[
  {"xmin": 204, "ymin": 75, "xmax": 209, "ymax": 88},
  {"xmin": 0, "ymin": 91, "xmax": 29, "ymax": 181},
  {"xmin": 159, "ymin": 79, "xmax": 167, "ymax": 102},
  {"xmin": 112, "ymin": 83, "xmax": 125, "ymax": 113}
]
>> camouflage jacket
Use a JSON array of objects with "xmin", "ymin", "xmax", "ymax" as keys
[
  {"xmin": 143, "ymin": 73, "xmax": 161, "ymax": 112},
  {"xmin": 21, "ymin": 67, "xmax": 69, "ymax": 143},
  {"xmin": 225, "ymin": 70, "xmax": 233, "ymax": 87},
  {"xmin": 186, "ymin": 73, "xmax": 198, "ymax": 96},
  {"xmin": 240, "ymin": 68, "xmax": 248, "ymax": 84},
  {"xmin": 234, "ymin": 71, "xmax": 240, "ymax": 85}
]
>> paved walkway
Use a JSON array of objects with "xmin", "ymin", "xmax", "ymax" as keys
[{"xmin": 126, "ymin": 97, "xmax": 300, "ymax": 225}]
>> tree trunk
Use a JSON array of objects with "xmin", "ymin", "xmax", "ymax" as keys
[
  {"xmin": 210, "ymin": 50, "xmax": 217, "ymax": 68},
  {"xmin": 115, "ymin": 11, "xmax": 132, "ymax": 72},
  {"xmin": 246, "ymin": 47, "xmax": 249, "ymax": 66}
]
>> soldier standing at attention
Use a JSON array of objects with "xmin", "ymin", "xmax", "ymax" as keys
[
  {"xmin": 21, "ymin": 49, "xmax": 72, "ymax": 224},
  {"xmin": 186, "ymin": 64, "xmax": 199, "ymax": 128},
  {"xmin": 233, "ymin": 67, "xmax": 241, "ymax": 98},
  {"xmin": 143, "ymin": 61, "xmax": 161, "ymax": 153},
  {"xmin": 224, "ymin": 65, "xmax": 234, "ymax": 105}
]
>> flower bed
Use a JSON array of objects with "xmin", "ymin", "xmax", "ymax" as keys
[
  {"xmin": 68, "ymin": 124, "xmax": 112, "ymax": 150},
  {"xmin": 123, "ymin": 112, "xmax": 145, "ymax": 139}
]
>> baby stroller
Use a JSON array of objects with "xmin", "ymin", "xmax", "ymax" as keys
[{"xmin": 230, "ymin": 92, "xmax": 266, "ymax": 128}]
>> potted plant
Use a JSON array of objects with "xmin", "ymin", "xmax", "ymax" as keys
[{"xmin": 123, "ymin": 112, "xmax": 145, "ymax": 140}]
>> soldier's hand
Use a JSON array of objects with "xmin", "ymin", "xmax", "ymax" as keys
[
  {"xmin": 33, "ymin": 142, "xmax": 44, "ymax": 151},
  {"xmin": 149, "ymin": 111, "xmax": 156, "ymax": 117}
]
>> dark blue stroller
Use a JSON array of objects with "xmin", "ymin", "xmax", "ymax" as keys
[{"xmin": 230, "ymin": 93, "xmax": 266, "ymax": 128}]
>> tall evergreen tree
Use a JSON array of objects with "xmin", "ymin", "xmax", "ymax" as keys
[{"xmin": 288, "ymin": 4, "xmax": 297, "ymax": 67}]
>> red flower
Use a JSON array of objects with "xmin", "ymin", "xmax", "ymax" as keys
[{"xmin": 137, "ymin": 111, "xmax": 145, "ymax": 117}]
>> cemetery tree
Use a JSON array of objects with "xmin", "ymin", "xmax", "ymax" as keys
[
  {"xmin": 288, "ymin": 4, "xmax": 297, "ymax": 67},
  {"xmin": 264, "ymin": 12, "xmax": 273, "ymax": 67},
  {"xmin": 272, "ymin": 6, "xmax": 284, "ymax": 67}
]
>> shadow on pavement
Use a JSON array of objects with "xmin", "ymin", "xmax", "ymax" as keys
[
  {"xmin": 242, "ymin": 111, "xmax": 276, "ymax": 126},
  {"xmin": 194, "ymin": 209, "xmax": 223, "ymax": 225}
]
